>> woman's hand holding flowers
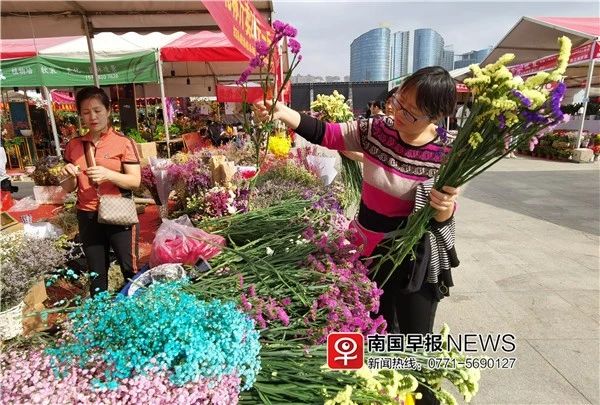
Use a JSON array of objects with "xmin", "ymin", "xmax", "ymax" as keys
[{"xmin": 430, "ymin": 186, "xmax": 460, "ymax": 222}]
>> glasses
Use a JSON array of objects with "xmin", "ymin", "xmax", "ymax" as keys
[{"xmin": 390, "ymin": 95, "xmax": 430, "ymax": 123}]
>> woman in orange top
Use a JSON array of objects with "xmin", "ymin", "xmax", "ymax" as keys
[{"xmin": 61, "ymin": 87, "xmax": 141, "ymax": 296}]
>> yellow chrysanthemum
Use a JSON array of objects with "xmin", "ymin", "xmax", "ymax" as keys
[
  {"xmin": 267, "ymin": 133, "xmax": 292, "ymax": 158},
  {"xmin": 468, "ymin": 132, "xmax": 484, "ymax": 149}
]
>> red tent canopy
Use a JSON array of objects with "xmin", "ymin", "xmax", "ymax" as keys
[
  {"xmin": 160, "ymin": 31, "xmax": 248, "ymax": 62},
  {"xmin": 0, "ymin": 36, "xmax": 78, "ymax": 59},
  {"xmin": 535, "ymin": 17, "xmax": 600, "ymax": 37}
]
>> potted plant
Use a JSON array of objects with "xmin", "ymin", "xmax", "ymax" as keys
[
  {"xmin": 23, "ymin": 155, "xmax": 36, "ymax": 174},
  {"xmin": 31, "ymin": 156, "xmax": 68, "ymax": 204}
]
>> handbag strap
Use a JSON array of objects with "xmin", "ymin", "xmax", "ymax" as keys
[{"xmin": 83, "ymin": 139, "xmax": 133, "ymax": 200}]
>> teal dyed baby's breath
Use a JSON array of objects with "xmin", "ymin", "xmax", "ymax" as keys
[{"xmin": 46, "ymin": 281, "xmax": 261, "ymax": 390}]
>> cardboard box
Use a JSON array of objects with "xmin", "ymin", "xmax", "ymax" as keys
[
  {"xmin": 0, "ymin": 212, "xmax": 23, "ymax": 233},
  {"xmin": 135, "ymin": 142, "xmax": 158, "ymax": 166},
  {"xmin": 22, "ymin": 281, "xmax": 48, "ymax": 336}
]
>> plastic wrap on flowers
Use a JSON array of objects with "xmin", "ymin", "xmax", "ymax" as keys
[
  {"xmin": 149, "ymin": 157, "xmax": 173, "ymax": 205},
  {"xmin": 306, "ymin": 155, "xmax": 338, "ymax": 186},
  {"xmin": 149, "ymin": 215, "xmax": 225, "ymax": 267},
  {"xmin": 45, "ymin": 281, "xmax": 261, "ymax": 390}
]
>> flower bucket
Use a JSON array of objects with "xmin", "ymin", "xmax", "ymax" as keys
[
  {"xmin": 33, "ymin": 185, "xmax": 67, "ymax": 204},
  {"xmin": 0, "ymin": 301, "xmax": 25, "ymax": 340}
]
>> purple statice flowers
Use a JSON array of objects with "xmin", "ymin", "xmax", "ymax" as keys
[
  {"xmin": 236, "ymin": 20, "xmax": 300, "ymax": 85},
  {"xmin": 302, "ymin": 215, "xmax": 387, "ymax": 343}
]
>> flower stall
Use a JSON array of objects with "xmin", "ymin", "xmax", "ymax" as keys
[{"xmin": 0, "ymin": 16, "xmax": 574, "ymax": 405}]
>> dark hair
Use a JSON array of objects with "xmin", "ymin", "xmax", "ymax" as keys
[
  {"xmin": 370, "ymin": 100, "xmax": 384, "ymax": 110},
  {"xmin": 75, "ymin": 86, "xmax": 110, "ymax": 113},
  {"xmin": 386, "ymin": 86, "xmax": 399, "ymax": 102},
  {"xmin": 400, "ymin": 66, "xmax": 456, "ymax": 119}
]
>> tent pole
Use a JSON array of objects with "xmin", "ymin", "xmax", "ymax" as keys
[
  {"xmin": 156, "ymin": 50, "xmax": 171, "ymax": 157},
  {"xmin": 82, "ymin": 16, "xmax": 100, "ymax": 87},
  {"xmin": 42, "ymin": 87, "xmax": 62, "ymax": 157},
  {"xmin": 576, "ymin": 41, "xmax": 597, "ymax": 149}
]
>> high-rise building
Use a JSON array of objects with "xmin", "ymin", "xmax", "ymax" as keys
[
  {"xmin": 441, "ymin": 46, "xmax": 455, "ymax": 72},
  {"xmin": 413, "ymin": 28, "xmax": 444, "ymax": 72},
  {"xmin": 391, "ymin": 31, "xmax": 410, "ymax": 79},
  {"xmin": 350, "ymin": 27, "xmax": 391, "ymax": 82},
  {"xmin": 454, "ymin": 47, "xmax": 493, "ymax": 69}
]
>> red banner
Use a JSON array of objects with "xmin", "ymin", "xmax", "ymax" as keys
[
  {"xmin": 202, "ymin": 0, "xmax": 273, "ymax": 59},
  {"xmin": 509, "ymin": 41, "xmax": 600, "ymax": 77},
  {"xmin": 217, "ymin": 84, "xmax": 265, "ymax": 103}
]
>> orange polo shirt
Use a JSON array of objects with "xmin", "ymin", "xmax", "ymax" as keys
[{"xmin": 64, "ymin": 127, "xmax": 140, "ymax": 212}]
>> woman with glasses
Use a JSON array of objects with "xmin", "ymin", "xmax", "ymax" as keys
[{"xmin": 255, "ymin": 66, "xmax": 459, "ymax": 390}]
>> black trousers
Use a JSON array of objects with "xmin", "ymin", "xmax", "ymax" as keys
[
  {"xmin": 369, "ymin": 246, "xmax": 440, "ymax": 405},
  {"xmin": 369, "ymin": 243, "xmax": 439, "ymax": 335},
  {"xmin": 77, "ymin": 210, "xmax": 139, "ymax": 296}
]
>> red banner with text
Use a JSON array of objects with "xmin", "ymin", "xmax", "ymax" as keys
[
  {"xmin": 202, "ymin": 0, "xmax": 273, "ymax": 59},
  {"xmin": 202, "ymin": 0, "xmax": 285, "ymax": 100},
  {"xmin": 509, "ymin": 41, "xmax": 600, "ymax": 77}
]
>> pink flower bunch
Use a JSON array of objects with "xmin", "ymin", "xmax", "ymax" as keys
[
  {"xmin": 1, "ymin": 349, "xmax": 241, "ymax": 405},
  {"xmin": 302, "ymin": 216, "xmax": 386, "ymax": 343},
  {"xmin": 239, "ymin": 278, "xmax": 291, "ymax": 329}
]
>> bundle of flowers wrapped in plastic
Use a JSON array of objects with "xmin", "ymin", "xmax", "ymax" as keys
[{"xmin": 373, "ymin": 36, "xmax": 573, "ymax": 284}]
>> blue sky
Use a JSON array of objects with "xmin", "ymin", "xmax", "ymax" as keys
[{"xmin": 273, "ymin": 1, "xmax": 599, "ymax": 76}]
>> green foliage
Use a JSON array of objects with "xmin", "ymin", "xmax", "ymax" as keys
[
  {"xmin": 125, "ymin": 128, "xmax": 145, "ymax": 144},
  {"xmin": 255, "ymin": 161, "xmax": 320, "ymax": 188}
]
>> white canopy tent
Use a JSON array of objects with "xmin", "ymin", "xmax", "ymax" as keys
[{"xmin": 39, "ymin": 32, "xmax": 185, "ymax": 59}]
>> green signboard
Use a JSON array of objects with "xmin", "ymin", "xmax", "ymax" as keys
[{"xmin": 0, "ymin": 51, "xmax": 158, "ymax": 87}]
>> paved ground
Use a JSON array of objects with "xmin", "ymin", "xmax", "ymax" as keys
[{"xmin": 436, "ymin": 157, "xmax": 599, "ymax": 405}]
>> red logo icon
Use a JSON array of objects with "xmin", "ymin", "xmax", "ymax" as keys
[{"xmin": 327, "ymin": 332, "xmax": 364, "ymax": 370}]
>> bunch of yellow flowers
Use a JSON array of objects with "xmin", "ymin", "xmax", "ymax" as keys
[
  {"xmin": 464, "ymin": 36, "xmax": 572, "ymax": 129},
  {"xmin": 267, "ymin": 131, "xmax": 292, "ymax": 158}
]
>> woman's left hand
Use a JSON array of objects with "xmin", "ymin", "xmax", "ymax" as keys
[
  {"xmin": 86, "ymin": 166, "xmax": 114, "ymax": 183},
  {"xmin": 430, "ymin": 186, "xmax": 460, "ymax": 222}
]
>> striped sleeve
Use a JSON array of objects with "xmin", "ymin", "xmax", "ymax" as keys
[{"xmin": 413, "ymin": 178, "xmax": 459, "ymax": 284}]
